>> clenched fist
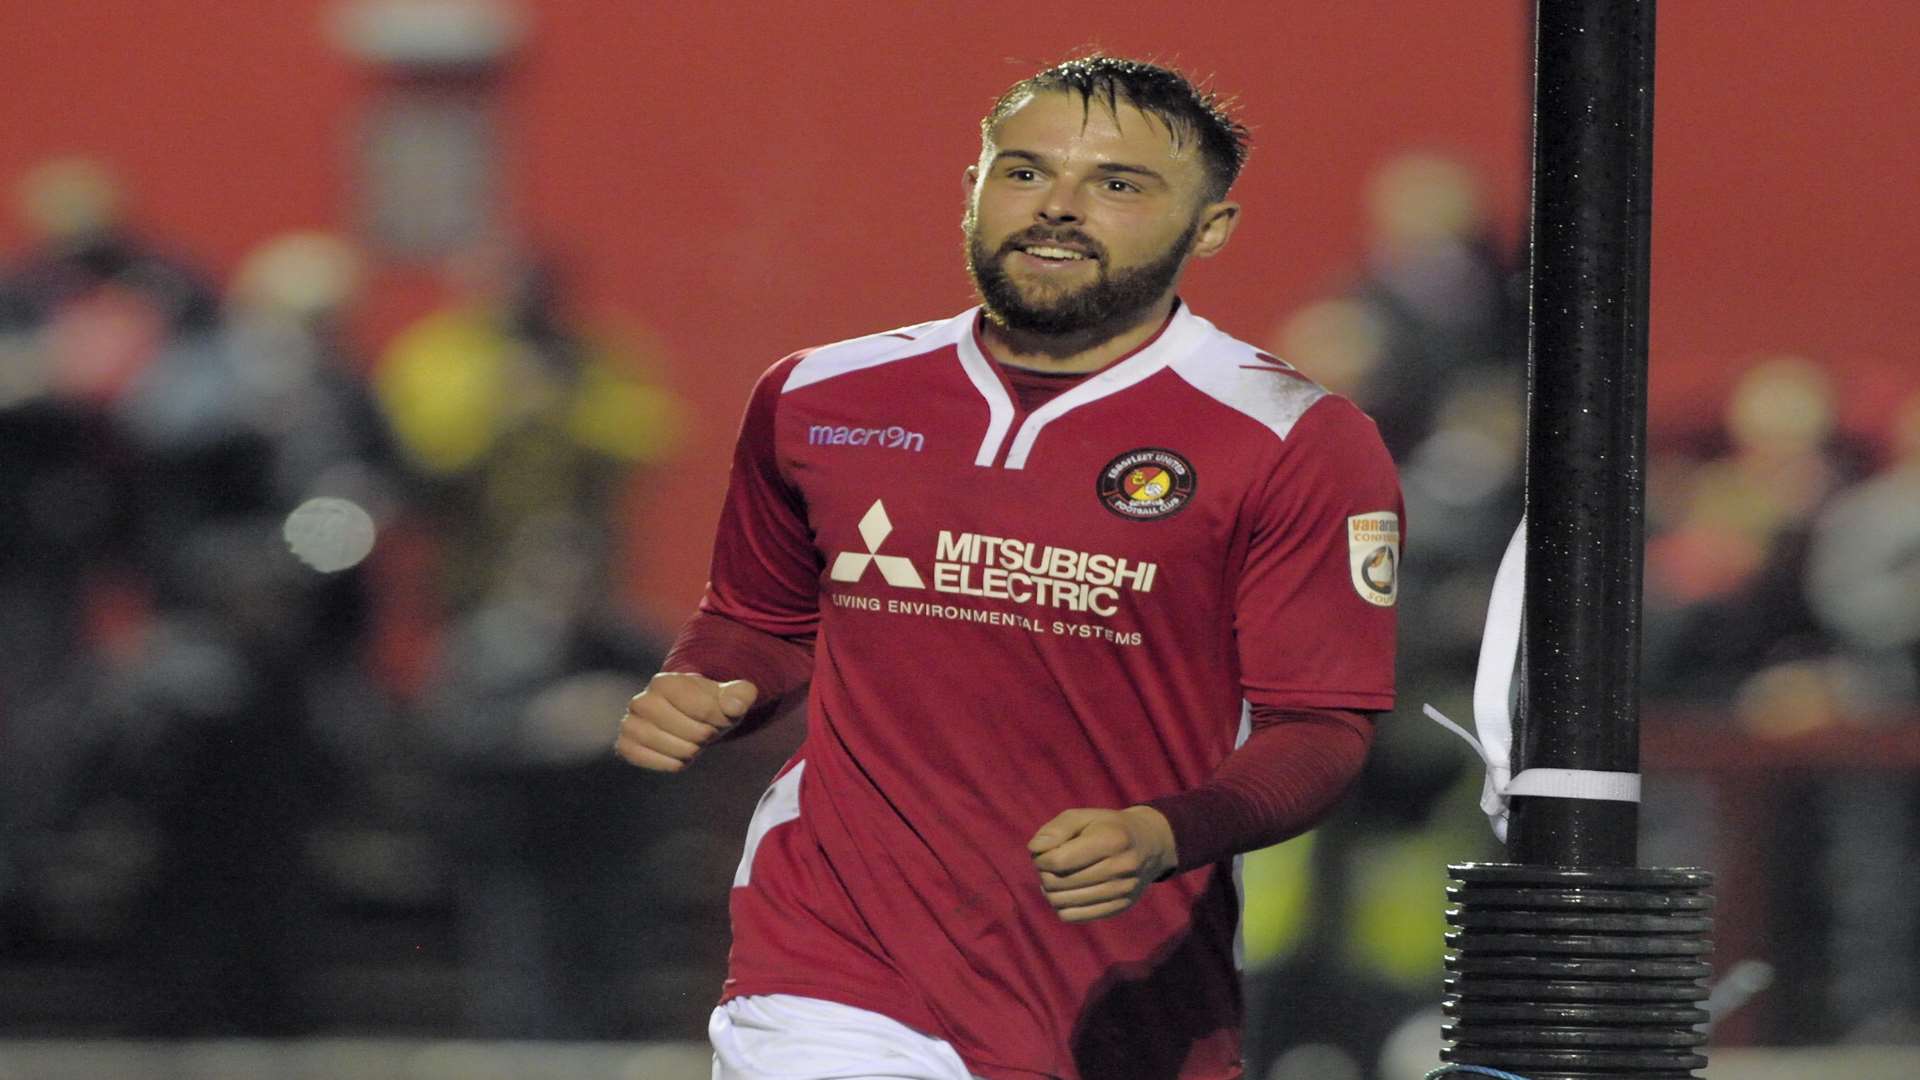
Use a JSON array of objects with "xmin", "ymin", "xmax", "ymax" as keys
[
  {"xmin": 613, "ymin": 672, "xmax": 759, "ymax": 772},
  {"xmin": 1027, "ymin": 806, "xmax": 1178, "ymax": 923}
]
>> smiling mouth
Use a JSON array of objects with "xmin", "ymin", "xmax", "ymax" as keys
[{"xmin": 1019, "ymin": 245, "xmax": 1092, "ymax": 262}]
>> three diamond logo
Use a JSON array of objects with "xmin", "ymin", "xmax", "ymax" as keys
[{"xmin": 829, "ymin": 500, "xmax": 925, "ymax": 588}]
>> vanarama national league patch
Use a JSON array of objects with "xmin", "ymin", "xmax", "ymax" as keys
[
  {"xmin": 1097, "ymin": 448, "xmax": 1197, "ymax": 520},
  {"xmin": 1347, "ymin": 512, "xmax": 1400, "ymax": 606}
]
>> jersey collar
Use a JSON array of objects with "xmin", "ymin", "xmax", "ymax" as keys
[{"xmin": 955, "ymin": 301, "xmax": 1209, "ymax": 470}]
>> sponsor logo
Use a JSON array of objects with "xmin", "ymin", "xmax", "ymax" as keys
[
  {"xmin": 1097, "ymin": 448, "xmax": 1197, "ymax": 521},
  {"xmin": 825, "ymin": 500, "xmax": 1157, "ymax": 618},
  {"xmin": 1347, "ymin": 512, "xmax": 1400, "ymax": 606},
  {"xmin": 828, "ymin": 501, "xmax": 925, "ymax": 587},
  {"xmin": 930, "ymin": 529, "xmax": 1157, "ymax": 616},
  {"xmin": 830, "ymin": 592, "xmax": 1143, "ymax": 646},
  {"xmin": 808, "ymin": 424, "xmax": 926, "ymax": 452}
]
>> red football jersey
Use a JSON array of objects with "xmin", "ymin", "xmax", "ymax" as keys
[{"xmin": 699, "ymin": 303, "xmax": 1401, "ymax": 1080}]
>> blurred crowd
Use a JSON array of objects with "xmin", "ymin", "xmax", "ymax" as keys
[
  {"xmin": 0, "ymin": 156, "xmax": 783, "ymax": 1042},
  {"xmin": 0, "ymin": 147, "xmax": 1914, "ymax": 1077},
  {"xmin": 1243, "ymin": 152, "xmax": 1920, "ymax": 1078}
]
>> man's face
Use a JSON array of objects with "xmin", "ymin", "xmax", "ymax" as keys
[{"xmin": 964, "ymin": 90, "xmax": 1234, "ymax": 339}]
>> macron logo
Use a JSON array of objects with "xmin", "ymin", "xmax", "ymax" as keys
[
  {"xmin": 808, "ymin": 424, "xmax": 926, "ymax": 452},
  {"xmin": 829, "ymin": 501, "xmax": 925, "ymax": 588}
]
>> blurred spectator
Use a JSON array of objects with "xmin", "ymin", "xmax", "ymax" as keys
[
  {"xmin": 1271, "ymin": 152, "xmax": 1524, "ymax": 459},
  {"xmin": 2, "ymin": 212, "xmax": 426, "ymax": 1034},
  {"xmin": 113, "ymin": 230, "xmax": 404, "ymax": 671},
  {"xmin": 411, "ymin": 512, "xmax": 680, "ymax": 1038},
  {"xmin": 1798, "ymin": 390, "xmax": 1920, "ymax": 1044},
  {"xmin": 1643, "ymin": 356, "xmax": 1874, "ymax": 713},
  {"xmin": 1641, "ymin": 360, "xmax": 1917, "ymax": 1046},
  {"xmin": 1, "ymin": 518, "xmax": 358, "ymax": 1035},
  {"xmin": 0, "ymin": 156, "xmax": 218, "ymax": 706},
  {"xmin": 0, "ymin": 158, "xmax": 217, "ymax": 941},
  {"xmin": 189, "ymin": 231, "xmax": 397, "ymax": 509},
  {"xmin": 103, "ymin": 225, "xmax": 413, "ymax": 800},
  {"xmin": 374, "ymin": 242, "xmax": 679, "ymax": 615},
  {"xmin": 1394, "ymin": 364, "xmax": 1528, "ymax": 694},
  {"xmin": 1806, "ymin": 389, "xmax": 1920, "ymax": 711},
  {"xmin": 0, "ymin": 158, "xmax": 220, "ymax": 396},
  {"xmin": 106, "ymin": 519, "xmax": 350, "ymax": 1035}
]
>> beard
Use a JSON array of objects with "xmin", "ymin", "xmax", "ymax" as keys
[{"xmin": 965, "ymin": 214, "xmax": 1199, "ymax": 339}]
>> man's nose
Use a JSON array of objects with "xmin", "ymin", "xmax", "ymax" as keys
[{"xmin": 1036, "ymin": 180, "xmax": 1084, "ymax": 223}]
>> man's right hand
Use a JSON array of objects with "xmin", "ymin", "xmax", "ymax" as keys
[{"xmin": 613, "ymin": 672, "xmax": 759, "ymax": 772}]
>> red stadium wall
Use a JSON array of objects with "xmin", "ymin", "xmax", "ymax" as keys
[{"xmin": 2, "ymin": 1, "xmax": 1915, "ymax": 624}]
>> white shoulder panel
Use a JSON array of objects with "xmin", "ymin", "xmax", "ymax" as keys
[
  {"xmin": 1166, "ymin": 315, "xmax": 1328, "ymax": 441},
  {"xmin": 781, "ymin": 312, "xmax": 970, "ymax": 394}
]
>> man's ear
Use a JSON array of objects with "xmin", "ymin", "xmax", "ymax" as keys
[
  {"xmin": 961, "ymin": 165, "xmax": 983, "ymax": 229},
  {"xmin": 1190, "ymin": 201, "xmax": 1241, "ymax": 259}
]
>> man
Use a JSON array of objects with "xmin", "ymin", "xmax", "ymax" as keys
[{"xmin": 616, "ymin": 56, "xmax": 1402, "ymax": 1080}]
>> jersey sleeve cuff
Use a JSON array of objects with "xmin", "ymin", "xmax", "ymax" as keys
[
  {"xmin": 662, "ymin": 609, "xmax": 815, "ymax": 733},
  {"xmin": 1241, "ymin": 686, "xmax": 1395, "ymax": 712}
]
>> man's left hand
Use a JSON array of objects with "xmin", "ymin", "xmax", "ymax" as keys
[{"xmin": 1027, "ymin": 806, "xmax": 1178, "ymax": 923}]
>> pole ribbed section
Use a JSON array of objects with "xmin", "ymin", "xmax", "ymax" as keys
[{"xmin": 1441, "ymin": 864, "xmax": 1713, "ymax": 1079}]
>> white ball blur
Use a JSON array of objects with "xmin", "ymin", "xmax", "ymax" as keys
[{"xmin": 282, "ymin": 496, "xmax": 377, "ymax": 573}]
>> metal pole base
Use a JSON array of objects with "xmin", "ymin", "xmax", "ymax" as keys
[{"xmin": 1441, "ymin": 863, "xmax": 1714, "ymax": 1079}]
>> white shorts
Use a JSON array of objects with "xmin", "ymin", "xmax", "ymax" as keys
[{"xmin": 710, "ymin": 994, "xmax": 982, "ymax": 1080}]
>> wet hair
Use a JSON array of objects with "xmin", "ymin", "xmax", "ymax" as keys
[{"xmin": 981, "ymin": 55, "xmax": 1251, "ymax": 202}]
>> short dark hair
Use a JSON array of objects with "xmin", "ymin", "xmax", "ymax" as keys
[{"xmin": 981, "ymin": 55, "xmax": 1251, "ymax": 202}]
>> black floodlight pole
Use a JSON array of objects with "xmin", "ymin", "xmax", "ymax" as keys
[
  {"xmin": 1439, "ymin": 5, "xmax": 1717, "ymax": 1077},
  {"xmin": 1506, "ymin": 0, "xmax": 1655, "ymax": 869}
]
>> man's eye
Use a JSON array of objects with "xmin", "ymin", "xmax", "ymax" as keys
[
  {"xmin": 1007, "ymin": 168, "xmax": 1039, "ymax": 181},
  {"xmin": 1103, "ymin": 179, "xmax": 1139, "ymax": 194}
]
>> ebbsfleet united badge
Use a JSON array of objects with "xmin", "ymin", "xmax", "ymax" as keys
[{"xmin": 1098, "ymin": 448, "xmax": 1196, "ymax": 520}]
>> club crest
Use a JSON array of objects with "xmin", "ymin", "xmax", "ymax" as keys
[{"xmin": 1097, "ymin": 448, "xmax": 1197, "ymax": 521}]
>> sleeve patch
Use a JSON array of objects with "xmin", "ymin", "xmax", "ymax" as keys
[{"xmin": 1347, "ymin": 512, "xmax": 1400, "ymax": 607}]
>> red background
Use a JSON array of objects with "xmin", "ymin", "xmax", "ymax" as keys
[{"xmin": 3, "ymin": 1, "xmax": 1915, "ymax": 624}]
